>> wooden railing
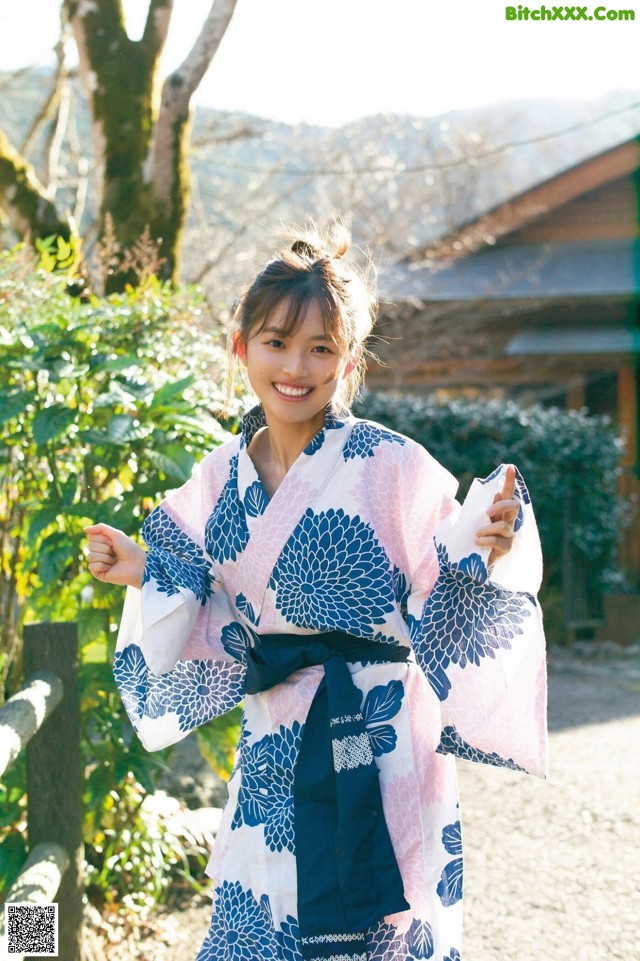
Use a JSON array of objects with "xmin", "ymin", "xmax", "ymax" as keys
[{"xmin": 0, "ymin": 623, "xmax": 83, "ymax": 961}]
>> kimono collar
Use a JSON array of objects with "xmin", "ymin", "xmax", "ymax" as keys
[{"xmin": 239, "ymin": 403, "xmax": 351, "ymax": 449}]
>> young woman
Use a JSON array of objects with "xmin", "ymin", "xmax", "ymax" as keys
[{"xmin": 85, "ymin": 226, "xmax": 547, "ymax": 961}]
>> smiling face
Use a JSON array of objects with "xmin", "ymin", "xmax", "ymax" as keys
[{"xmin": 234, "ymin": 298, "xmax": 357, "ymax": 433}]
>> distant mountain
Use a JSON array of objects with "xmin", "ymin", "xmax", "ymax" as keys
[{"xmin": 1, "ymin": 68, "xmax": 638, "ymax": 297}]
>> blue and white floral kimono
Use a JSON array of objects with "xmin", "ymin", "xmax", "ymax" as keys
[{"xmin": 114, "ymin": 405, "xmax": 547, "ymax": 961}]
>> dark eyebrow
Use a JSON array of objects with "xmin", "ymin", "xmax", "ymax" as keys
[{"xmin": 261, "ymin": 326, "xmax": 333, "ymax": 342}]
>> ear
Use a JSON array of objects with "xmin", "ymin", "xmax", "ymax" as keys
[
  {"xmin": 342, "ymin": 345, "xmax": 362, "ymax": 379},
  {"xmin": 232, "ymin": 330, "xmax": 247, "ymax": 365}
]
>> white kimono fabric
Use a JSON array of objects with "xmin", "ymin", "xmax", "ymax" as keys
[{"xmin": 114, "ymin": 405, "xmax": 547, "ymax": 961}]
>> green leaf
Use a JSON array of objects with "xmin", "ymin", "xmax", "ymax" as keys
[
  {"xmin": 27, "ymin": 505, "xmax": 61, "ymax": 545},
  {"xmin": 0, "ymin": 832, "xmax": 27, "ymax": 896},
  {"xmin": 147, "ymin": 445, "xmax": 195, "ymax": 483},
  {"xmin": 61, "ymin": 474, "xmax": 78, "ymax": 506},
  {"xmin": 107, "ymin": 414, "xmax": 137, "ymax": 444},
  {"xmin": 38, "ymin": 531, "xmax": 74, "ymax": 584},
  {"xmin": 171, "ymin": 413, "xmax": 229, "ymax": 442},
  {"xmin": 152, "ymin": 375, "xmax": 195, "ymax": 407},
  {"xmin": 93, "ymin": 385, "xmax": 137, "ymax": 408},
  {"xmin": 32, "ymin": 404, "xmax": 77, "ymax": 446},
  {"xmin": 92, "ymin": 355, "xmax": 141, "ymax": 373},
  {"xmin": 0, "ymin": 388, "xmax": 34, "ymax": 427}
]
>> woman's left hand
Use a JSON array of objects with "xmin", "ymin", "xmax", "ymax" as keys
[{"xmin": 475, "ymin": 464, "xmax": 521, "ymax": 569}]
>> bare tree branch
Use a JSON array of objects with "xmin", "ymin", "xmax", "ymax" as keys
[
  {"xmin": 142, "ymin": 0, "xmax": 239, "ymax": 278},
  {"xmin": 167, "ymin": 0, "xmax": 238, "ymax": 106},
  {"xmin": 64, "ymin": 0, "xmax": 128, "ymax": 44},
  {"xmin": 149, "ymin": 0, "xmax": 239, "ymax": 203},
  {"xmin": 21, "ymin": 40, "xmax": 66, "ymax": 159},
  {"xmin": 0, "ymin": 130, "xmax": 71, "ymax": 241},
  {"xmin": 45, "ymin": 75, "xmax": 72, "ymax": 193},
  {"xmin": 141, "ymin": 0, "xmax": 175, "ymax": 58},
  {"xmin": 191, "ymin": 123, "xmax": 260, "ymax": 148}
]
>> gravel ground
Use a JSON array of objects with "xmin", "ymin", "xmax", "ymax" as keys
[{"xmin": 107, "ymin": 649, "xmax": 640, "ymax": 961}]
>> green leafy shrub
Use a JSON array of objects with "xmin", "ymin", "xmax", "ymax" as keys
[
  {"xmin": 0, "ymin": 245, "xmax": 242, "ymax": 914},
  {"xmin": 354, "ymin": 390, "xmax": 626, "ymax": 634},
  {"xmin": 0, "ymin": 246, "xmax": 232, "ymax": 653}
]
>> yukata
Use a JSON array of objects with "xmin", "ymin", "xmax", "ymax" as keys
[{"xmin": 114, "ymin": 405, "xmax": 547, "ymax": 961}]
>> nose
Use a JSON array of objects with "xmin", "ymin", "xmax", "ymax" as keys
[{"xmin": 282, "ymin": 349, "xmax": 307, "ymax": 377}]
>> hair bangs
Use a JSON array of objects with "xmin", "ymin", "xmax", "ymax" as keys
[{"xmin": 251, "ymin": 277, "xmax": 347, "ymax": 348}]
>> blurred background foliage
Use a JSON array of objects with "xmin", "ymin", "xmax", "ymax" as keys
[{"xmin": 0, "ymin": 241, "xmax": 241, "ymax": 913}]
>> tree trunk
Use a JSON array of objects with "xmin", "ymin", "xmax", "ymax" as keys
[
  {"xmin": 0, "ymin": 130, "xmax": 72, "ymax": 243},
  {"xmin": 65, "ymin": 0, "xmax": 167, "ymax": 286},
  {"xmin": 148, "ymin": 0, "xmax": 239, "ymax": 282},
  {"xmin": 66, "ymin": 0, "xmax": 239, "ymax": 288}
]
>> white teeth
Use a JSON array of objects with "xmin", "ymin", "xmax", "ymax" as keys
[{"xmin": 275, "ymin": 384, "xmax": 311, "ymax": 397}]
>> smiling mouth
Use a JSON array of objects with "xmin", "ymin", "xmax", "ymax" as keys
[{"xmin": 273, "ymin": 383, "xmax": 313, "ymax": 398}]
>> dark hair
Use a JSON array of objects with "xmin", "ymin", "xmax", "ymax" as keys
[{"xmin": 232, "ymin": 223, "xmax": 376, "ymax": 408}]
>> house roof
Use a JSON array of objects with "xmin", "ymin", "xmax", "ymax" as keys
[
  {"xmin": 410, "ymin": 136, "xmax": 640, "ymax": 264},
  {"xmin": 379, "ymin": 237, "xmax": 640, "ymax": 301}
]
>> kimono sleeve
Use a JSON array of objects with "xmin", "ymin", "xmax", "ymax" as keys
[
  {"xmin": 406, "ymin": 458, "xmax": 548, "ymax": 778},
  {"xmin": 113, "ymin": 446, "xmax": 250, "ymax": 752}
]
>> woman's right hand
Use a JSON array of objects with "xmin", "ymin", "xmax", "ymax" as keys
[{"xmin": 84, "ymin": 523, "xmax": 147, "ymax": 589}]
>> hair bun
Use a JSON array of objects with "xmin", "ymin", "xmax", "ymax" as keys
[{"xmin": 291, "ymin": 239, "xmax": 319, "ymax": 259}]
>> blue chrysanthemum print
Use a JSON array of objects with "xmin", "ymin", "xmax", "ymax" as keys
[
  {"xmin": 366, "ymin": 920, "xmax": 404, "ymax": 960},
  {"xmin": 276, "ymin": 916, "xmax": 302, "ymax": 961},
  {"xmin": 232, "ymin": 722, "xmax": 303, "ymax": 853},
  {"xmin": 196, "ymin": 881, "xmax": 279, "ymax": 961},
  {"xmin": 240, "ymin": 406, "xmax": 267, "ymax": 448},
  {"xmin": 271, "ymin": 508, "xmax": 395, "ymax": 632},
  {"xmin": 393, "ymin": 565, "xmax": 410, "ymax": 618},
  {"xmin": 342, "ymin": 422, "xmax": 406, "ymax": 460},
  {"xmin": 113, "ymin": 645, "xmax": 148, "ymax": 722},
  {"xmin": 404, "ymin": 918, "xmax": 435, "ymax": 960},
  {"xmin": 303, "ymin": 409, "xmax": 347, "ymax": 454},
  {"xmin": 325, "ymin": 409, "xmax": 347, "ymax": 430},
  {"xmin": 437, "ymin": 725, "xmax": 525, "ymax": 772},
  {"xmin": 235, "ymin": 593, "xmax": 257, "ymax": 625},
  {"xmin": 244, "ymin": 480, "xmax": 269, "ymax": 518},
  {"xmin": 410, "ymin": 542, "xmax": 533, "ymax": 701},
  {"xmin": 304, "ymin": 430, "xmax": 326, "ymax": 455},
  {"xmin": 145, "ymin": 657, "xmax": 245, "ymax": 731},
  {"xmin": 221, "ymin": 621, "xmax": 256, "ymax": 665},
  {"xmin": 437, "ymin": 821, "xmax": 463, "ymax": 908},
  {"xmin": 205, "ymin": 455, "xmax": 249, "ymax": 563},
  {"xmin": 142, "ymin": 507, "xmax": 213, "ymax": 604},
  {"xmin": 362, "ymin": 680, "xmax": 405, "ymax": 757},
  {"xmin": 443, "ymin": 949, "xmax": 461, "ymax": 961},
  {"xmin": 369, "ymin": 629, "xmax": 401, "ymax": 647}
]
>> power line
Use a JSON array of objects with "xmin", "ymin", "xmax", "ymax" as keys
[{"xmin": 192, "ymin": 99, "xmax": 640, "ymax": 178}]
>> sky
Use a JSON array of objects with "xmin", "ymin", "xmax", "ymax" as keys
[{"xmin": 0, "ymin": 0, "xmax": 639, "ymax": 126}]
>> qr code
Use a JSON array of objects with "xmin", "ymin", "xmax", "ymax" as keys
[{"xmin": 5, "ymin": 903, "xmax": 58, "ymax": 956}]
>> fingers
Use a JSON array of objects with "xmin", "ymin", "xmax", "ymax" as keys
[
  {"xmin": 85, "ymin": 523, "xmax": 117, "ymax": 581},
  {"xmin": 83, "ymin": 523, "xmax": 113, "ymax": 543},
  {"xmin": 493, "ymin": 464, "xmax": 516, "ymax": 506},
  {"xmin": 475, "ymin": 518, "xmax": 515, "ymax": 550},
  {"xmin": 486, "ymin": 496, "xmax": 520, "ymax": 523}
]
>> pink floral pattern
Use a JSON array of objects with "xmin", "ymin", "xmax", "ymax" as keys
[{"xmin": 114, "ymin": 412, "xmax": 547, "ymax": 961}]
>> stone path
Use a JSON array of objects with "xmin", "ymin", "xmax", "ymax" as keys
[
  {"xmin": 111, "ymin": 651, "xmax": 640, "ymax": 961},
  {"xmin": 459, "ymin": 653, "xmax": 640, "ymax": 961}
]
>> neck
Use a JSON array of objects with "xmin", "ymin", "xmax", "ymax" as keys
[{"xmin": 260, "ymin": 410, "xmax": 326, "ymax": 473}]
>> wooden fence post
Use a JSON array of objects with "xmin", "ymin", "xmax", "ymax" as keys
[{"xmin": 23, "ymin": 623, "xmax": 83, "ymax": 961}]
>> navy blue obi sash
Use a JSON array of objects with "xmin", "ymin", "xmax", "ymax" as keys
[{"xmin": 245, "ymin": 631, "xmax": 411, "ymax": 961}]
